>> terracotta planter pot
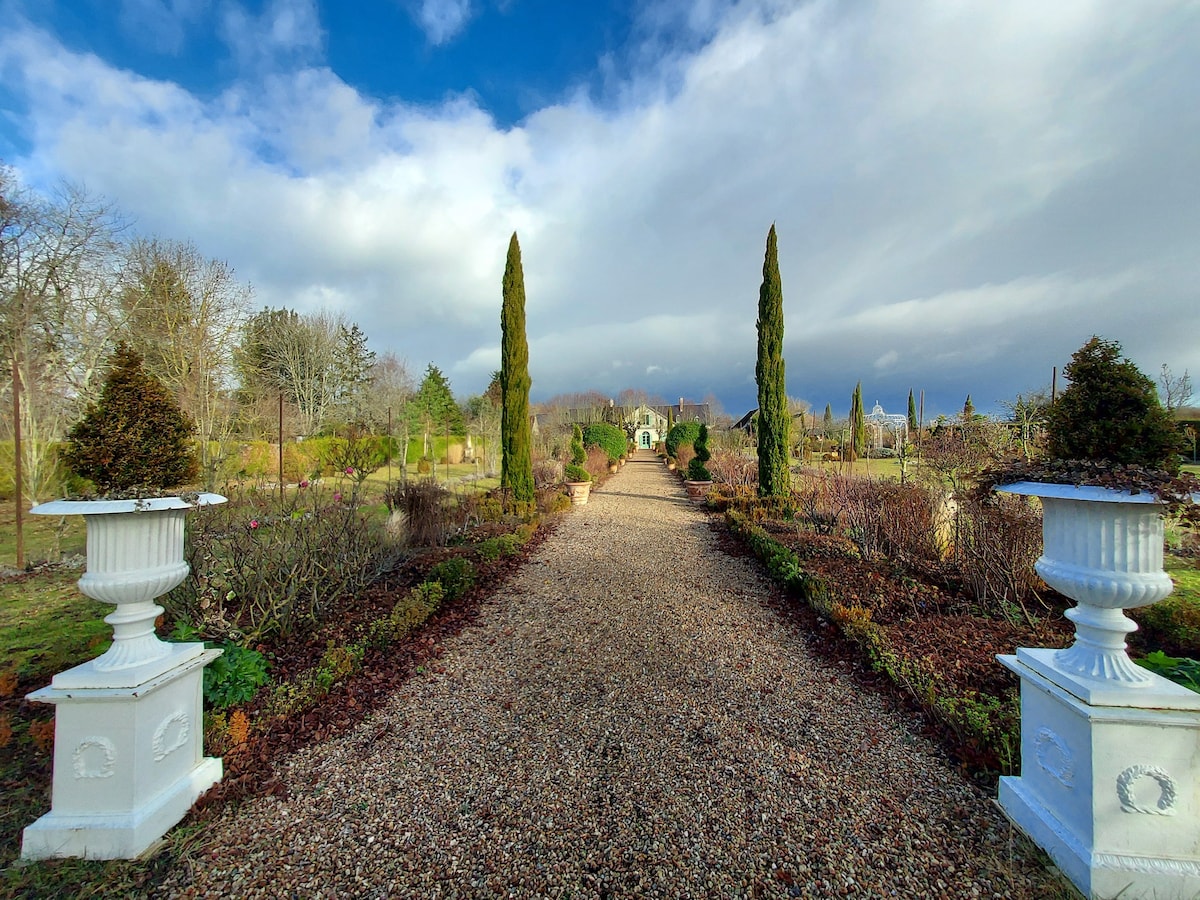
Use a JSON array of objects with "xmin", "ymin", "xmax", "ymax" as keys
[
  {"xmin": 684, "ymin": 480, "xmax": 713, "ymax": 502},
  {"xmin": 564, "ymin": 481, "xmax": 592, "ymax": 505}
]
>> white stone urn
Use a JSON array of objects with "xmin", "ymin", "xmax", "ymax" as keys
[
  {"xmin": 22, "ymin": 492, "xmax": 226, "ymax": 860},
  {"xmin": 30, "ymin": 494, "xmax": 227, "ymax": 689},
  {"xmin": 998, "ymin": 481, "xmax": 1183, "ymax": 691},
  {"xmin": 997, "ymin": 480, "xmax": 1200, "ymax": 898}
]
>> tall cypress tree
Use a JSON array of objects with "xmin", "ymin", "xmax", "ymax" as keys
[
  {"xmin": 848, "ymin": 382, "xmax": 866, "ymax": 460},
  {"xmin": 823, "ymin": 403, "xmax": 834, "ymax": 438},
  {"xmin": 907, "ymin": 389, "xmax": 918, "ymax": 433},
  {"xmin": 756, "ymin": 224, "xmax": 789, "ymax": 497},
  {"xmin": 500, "ymin": 233, "xmax": 535, "ymax": 503}
]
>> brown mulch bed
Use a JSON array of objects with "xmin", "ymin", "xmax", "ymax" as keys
[{"xmin": 753, "ymin": 521, "xmax": 1073, "ymax": 700}]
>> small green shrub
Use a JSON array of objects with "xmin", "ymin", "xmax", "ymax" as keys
[
  {"xmin": 687, "ymin": 458, "xmax": 712, "ymax": 481},
  {"xmin": 496, "ymin": 532, "xmax": 522, "ymax": 556},
  {"xmin": 564, "ymin": 463, "xmax": 591, "ymax": 483},
  {"xmin": 403, "ymin": 580, "xmax": 446, "ymax": 616},
  {"xmin": 476, "ymin": 540, "xmax": 502, "ymax": 562},
  {"xmin": 428, "ymin": 557, "xmax": 475, "ymax": 602},
  {"xmin": 665, "ymin": 421, "xmax": 703, "ymax": 458},
  {"xmin": 1136, "ymin": 651, "xmax": 1200, "ymax": 692},
  {"xmin": 570, "ymin": 424, "xmax": 587, "ymax": 466},
  {"xmin": 694, "ymin": 424, "xmax": 711, "ymax": 464},
  {"xmin": 203, "ymin": 643, "xmax": 271, "ymax": 710}
]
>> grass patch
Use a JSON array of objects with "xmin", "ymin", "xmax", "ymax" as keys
[
  {"xmin": 0, "ymin": 504, "xmax": 86, "ymax": 570},
  {"xmin": 1167, "ymin": 555, "xmax": 1200, "ymax": 603},
  {"xmin": 1130, "ymin": 554, "xmax": 1200, "ymax": 658},
  {"xmin": 0, "ymin": 569, "xmax": 110, "ymax": 683}
]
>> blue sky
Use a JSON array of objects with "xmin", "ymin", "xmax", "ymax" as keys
[{"xmin": 2, "ymin": 0, "xmax": 1199, "ymax": 419}]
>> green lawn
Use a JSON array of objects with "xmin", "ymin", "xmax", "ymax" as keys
[
  {"xmin": 798, "ymin": 455, "xmax": 906, "ymax": 480},
  {"xmin": 1167, "ymin": 555, "xmax": 1200, "ymax": 605},
  {"xmin": 0, "ymin": 569, "xmax": 109, "ymax": 683},
  {"xmin": 0, "ymin": 502, "xmax": 86, "ymax": 570}
]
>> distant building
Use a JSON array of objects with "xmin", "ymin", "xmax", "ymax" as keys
[{"xmin": 630, "ymin": 404, "xmax": 670, "ymax": 449}]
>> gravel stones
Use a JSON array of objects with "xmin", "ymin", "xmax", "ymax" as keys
[{"xmin": 156, "ymin": 454, "xmax": 1061, "ymax": 898}]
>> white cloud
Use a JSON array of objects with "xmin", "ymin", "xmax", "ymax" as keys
[
  {"xmin": 118, "ymin": 0, "xmax": 206, "ymax": 53},
  {"xmin": 219, "ymin": 0, "xmax": 323, "ymax": 70},
  {"xmin": 2, "ymin": 0, "xmax": 1198, "ymax": 414},
  {"xmin": 412, "ymin": 0, "xmax": 474, "ymax": 46}
]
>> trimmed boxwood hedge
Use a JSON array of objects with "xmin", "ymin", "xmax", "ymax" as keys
[
  {"xmin": 582, "ymin": 422, "xmax": 626, "ymax": 463},
  {"xmin": 665, "ymin": 421, "xmax": 702, "ymax": 458}
]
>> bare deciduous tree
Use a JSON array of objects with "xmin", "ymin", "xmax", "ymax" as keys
[
  {"xmin": 237, "ymin": 308, "xmax": 344, "ymax": 438},
  {"xmin": 120, "ymin": 238, "xmax": 251, "ymax": 487},
  {"xmin": 1159, "ymin": 363, "xmax": 1194, "ymax": 413},
  {"xmin": 1001, "ymin": 387, "xmax": 1052, "ymax": 460},
  {"xmin": 1, "ymin": 170, "xmax": 128, "ymax": 500}
]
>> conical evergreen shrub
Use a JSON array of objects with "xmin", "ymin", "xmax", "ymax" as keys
[{"xmin": 62, "ymin": 343, "xmax": 199, "ymax": 494}]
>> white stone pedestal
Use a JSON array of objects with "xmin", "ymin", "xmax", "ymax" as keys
[
  {"xmin": 1000, "ymin": 649, "xmax": 1200, "ymax": 899},
  {"xmin": 21, "ymin": 646, "xmax": 223, "ymax": 860}
]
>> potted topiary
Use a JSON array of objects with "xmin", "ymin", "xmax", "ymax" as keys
[
  {"xmin": 989, "ymin": 336, "xmax": 1200, "ymax": 898},
  {"xmin": 31, "ymin": 343, "xmax": 226, "ymax": 686},
  {"xmin": 22, "ymin": 343, "xmax": 226, "ymax": 861},
  {"xmin": 684, "ymin": 424, "xmax": 714, "ymax": 502},
  {"xmin": 989, "ymin": 336, "xmax": 1196, "ymax": 688},
  {"xmin": 563, "ymin": 425, "xmax": 592, "ymax": 505}
]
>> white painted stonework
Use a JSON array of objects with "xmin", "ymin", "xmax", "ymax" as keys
[
  {"xmin": 998, "ymin": 482, "xmax": 1200, "ymax": 899},
  {"xmin": 22, "ymin": 494, "xmax": 226, "ymax": 860}
]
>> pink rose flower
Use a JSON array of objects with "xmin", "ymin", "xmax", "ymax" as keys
[{"xmin": 249, "ymin": 519, "xmax": 260, "ymax": 529}]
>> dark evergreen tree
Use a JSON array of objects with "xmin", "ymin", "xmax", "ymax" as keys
[
  {"xmin": 1045, "ymin": 336, "xmax": 1184, "ymax": 473},
  {"xmin": 334, "ymin": 322, "xmax": 376, "ymax": 425},
  {"xmin": 850, "ymin": 382, "xmax": 866, "ymax": 459},
  {"xmin": 62, "ymin": 343, "xmax": 199, "ymax": 493},
  {"xmin": 822, "ymin": 403, "xmax": 834, "ymax": 439},
  {"xmin": 500, "ymin": 233, "xmax": 535, "ymax": 502},
  {"xmin": 755, "ymin": 224, "xmax": 789, "ymax": 497},
  {"xmin": 907, "ymin": 389, "xmax": 918, "ymax": 432},
  {"xmin": 412, "ymin": 363, "xmax": 465, "ymax": 438},
  {"xmin": 962, "ymin": 394, "xmax": 975, "ymax": 422}
]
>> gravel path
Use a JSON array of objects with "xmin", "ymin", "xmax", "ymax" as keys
[{"xmin": 159, "ymin": 453, "xmax": 1058, "ymax": 899}]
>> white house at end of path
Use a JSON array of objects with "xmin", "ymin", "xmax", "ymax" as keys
[{"xmin": 631, "ymin": 404, "xmax": 670, "ymax": 450}]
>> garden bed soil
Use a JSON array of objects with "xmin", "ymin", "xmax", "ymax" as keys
[{"xmin": 748, "ymin": 520, "xmax": 1073, "ymax": 728}]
